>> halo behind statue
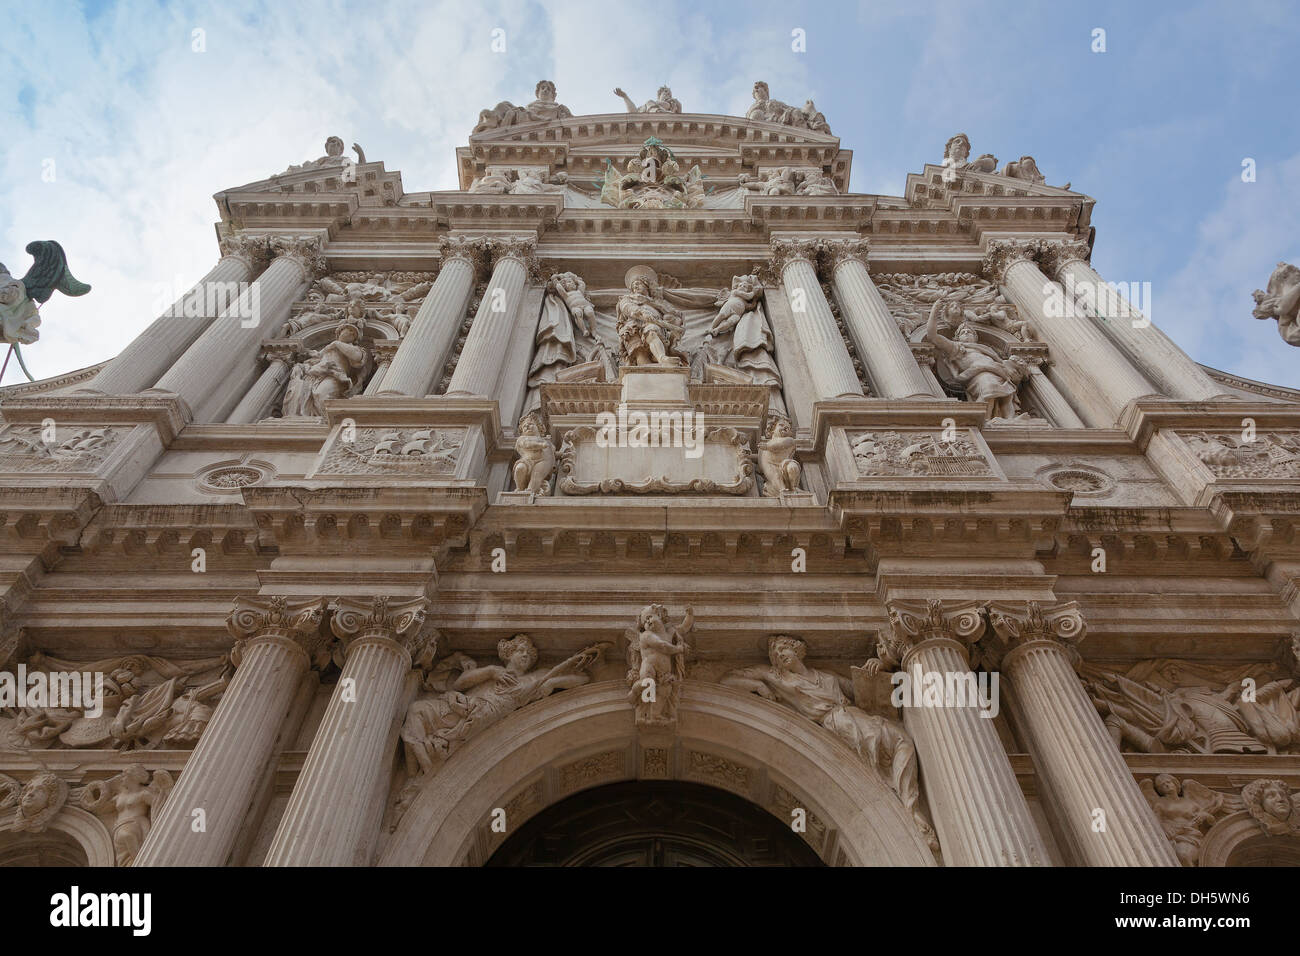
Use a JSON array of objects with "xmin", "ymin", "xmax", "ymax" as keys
[{"xmin": 624, "ymin": 265, "xmax": 658, "ymax": 290}]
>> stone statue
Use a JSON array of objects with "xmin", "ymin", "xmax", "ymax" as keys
[
  {"xmin": 709, "ymin": 273, "xmax": 763, "ymax": 337},
  {"xmin": 796, "ymin": 170, "xmax": 838, "ymax": 196},
  {"xmin": 722, "ymin": 635, "xmax": 936, "ymax": 849},
  {"xmin": 80, "ymin": 765, "xmax": 173, "ymax": 867},
  {"xmin": 315, "ymin": 273, "xmax": 431, "ymax": 304},
  {"xmin": 926, "ymin": 298, "xmax": 1030, "ymax": 420},
  {"xmin": 624, "ymin": 604, "xmax": 693, "ymax": 728},
  {"xmin": 1140, "ymin": 774, "xmax": 1225, "ymax": 866},
  {"xmin": 1241, "ymin": 778, "xmax": 1300, "ymax": 836},
  {"xmin": 548, "ymin": 272, "xmax": 595, "ymax": 338},
  {"xmin": 999, "ymin": 155, "xmax": 1046, "ymax": 184},
  {"xmin": 0, "ymin": 241, "xmax": 91, "ymax": 347},
  {"xmin": 600, "ymin": 138, "xmax": 704, "ymax": 209},
  {"xmin": 757, "ymin": 414, "xmax": 801, "ymax": 496},
  {"xmin": 616, "ymin": 265, "xmax": 688, "ymax": 366},
  {"xmin": 1251, "ymin": 261, "xmax": 1300, "ymax": 346},
  {"xmin": 282, "ymin": 136, "xmax": 365, "ymax": 174},
  {"xmin": 473, "ymin": 80, "xmax": 572, "ymax": 134},
  {"xmin": 281, "ymin": 305, "xmax": 369, "ymax": 417},
  {"xmin": 512, "ymin": 412, "xmax": 556, "ymax": 494},
  {"xmin": 0, "ymin": 771, "xmax": 71, "ymax": 833},
  {"xmin": 746, "ymin": 82, "xmax": 832, "ymax": 134},
  {"xmin": 942, "ymin": 134, "xmax": 996, "ymax": 174},
  {"xmin": 1234, "ymin": 677, "xmax": 1299, "ymax": 752},
  {"xmin": 614, "ymin": 85, "xmax": 682, "ymax": 113},
  {"xmin": 509, "ymin": 168, "xmax": 567, "ymax": 194},
  {"xmin": 400, "ymin": 635, "xmax": 607, "ymax": 777},
  {"xmin": 706, "ymin": 275, "xmax": 783, "ymax": 413}
]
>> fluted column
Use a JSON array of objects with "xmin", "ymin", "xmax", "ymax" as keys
[
  {"xmin": 1039, "ymin": 242, "xmax": 1228, "ymax": 402},
  {"xmin": 83, "ymin": 235, "xmax": 267, "ymax": 395},
  {"xmin": 769, "ymin": 238, "xmax": 864, "ymax": 401},
  {"xmin": 379, "ymin": 237, "xmax": 482, "ymax": 397},
  {"xmin": 984, "ymin": 602, "xmax": 1179, "ymax": 866},
  {"xmin": 1021, "ymin": 357, "xmax": 1086, "ymax": 427},
  {"xmin": 264, "ymin": 596, "xmax": 433, "ymax": 867},
  {"xmin": 135, "ymin": 597, "xmax": 327, "ymax": 867},
  {"xmin": 363, "ymin": 340, "xmax": 401, "ymax": 395},
  {"xmin": 883, "ymin": 600, "xmax": 1049, "ymax": 866},
  {"xmin": 445, "ymin": 237, "xmax": 534, "ymax": 397},
  {"xmin": 152, "ymin": 236, "xmax": 326, "ymax": 414},
  {"xmin": 825, "ymin": 239, "xmax": 934, "ymax": 398},
  {"xmin": 225, "ymin": 341, "xmax": 301, "ymax": 424},
  {"xmin": 985, "ymin": 239, "xmax": 1157, "ymax": 426}
]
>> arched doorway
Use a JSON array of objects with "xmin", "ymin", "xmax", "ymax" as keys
[{"xmin": 486, "ymin": 780, "xmax": 826, "ymax": 866}]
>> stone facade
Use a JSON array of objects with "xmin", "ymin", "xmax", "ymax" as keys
[{"xmin": 2, "ymin": 87, "xmax": 1299, "ymax": 868}]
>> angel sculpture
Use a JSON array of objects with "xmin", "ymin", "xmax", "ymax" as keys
[
  {"xmin": 710, "ymin": 273, "xmax": 763, "ymax": 337},
  {"xmin": 547, "ymin": 272, "xmax": 595, "ymax": 338},
  {"xmin": 624, "ymin": 604, "xmax": 693, "ymax": 728},
  {"xmin": 1140, "ymin": 773, "xmax": 1225, "ymax": 866},
  {"xmin": 1251, "ymin": 261, "xmax": 1300, "ymax": 347},
  {"xmin": 400, "ymin": 635, "xmax": 608, "ymax": 778},
  {"xmin": 0, "ymin": 241, "xmax": 90, "ymax": 380},
  {"xmin": 81, "ymin": 765, "xmax": 173, "ymax": 867}
]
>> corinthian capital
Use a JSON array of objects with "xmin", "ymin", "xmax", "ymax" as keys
[
  {"xmin": 330, "ymin": 595, "xmax": 434, "ymax": 663},
  {"xmin": 981, "ymin": 238, "xmax": 1043, "ymax": 284},
  {"xmin": 822, "ymin": 238, "xmax": 871, "ymax": 273},
  {"xmin": 227, "ymin": 595, "xmax": 329, "ymax": 666},
  {"xmin": 768, "ymin": 236, "xmax": 824, "ymax": 275},
  {"xmin": 1036, "ymin": 240, "xmax": 1092, "ymax": 280},
  {"xmin": 217, "ymin": 234, "xmax": 270, "ymax": 272},
  {"xmin": 881, "ymin": 598, "xmax": 986, "ymax": 666},
  {"xmin": 269, "ymin": 235, "xmax": 328, "ymax": 280},
  {"xmin": 437, "ymin": 235, "xmax": 489, "ymax": 278},
  {"xmin": 982, "ymin": 600, "xmax": 1086, "ymax": 670},
  {"xmin": 485, "ymin": 235, "xmax": 540, "ymax": 279}
]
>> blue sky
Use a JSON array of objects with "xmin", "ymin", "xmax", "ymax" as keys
[{"xmin": 2, "ymin": 0, "xmax": 1299, "ymax": 387}]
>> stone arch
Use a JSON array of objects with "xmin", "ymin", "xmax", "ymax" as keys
[
  {"xmin": 0, "ymin": 807, "xmax": 115, "ymax": 867},
  {"xmin": 1200, "ymin": 811, "xmax": 1300, "ymax": 867},
  {"xmin": 378, "ymin": 680, "xmax": 937, "ymax": 866}
]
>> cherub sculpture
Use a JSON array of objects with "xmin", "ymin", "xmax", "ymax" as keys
[
  {"xmin": 0, "ymin": 241, "xmax": 90, "ymax": 351},
  {"xmin": 0, "ymin": 770, "xmax": 71, "ymax": 833},
  {"xmin": 624, "ymin": 604, "xmax": 693, "ymax": 728},
  {"xmin": 547, "ymin": 271, "xmax": 595, "ymax": 337},
  {"xmin": 710, "ymin": 273, "xmax": 763, "ymax": 336},
  {"xmin": 512, "ymin": 411, "xmax": 555, "ymax": 494},
  {"xmin": 1140, "ymin": 773, "xmax": 1225, "ymax": 866},
  {"xmin": 81, "ymin": 764, "xmax": 173, "ymax": 867},
  {"xmin": 1251, "ymin": 261, "xmax": 1300, "ymax": 346},
  {"xmin": 757, "ymin": 414, "xmax": 801, "ymax": 496},
  {"xmin": 1241, "ymin": 778, "xmax": 1300, "ymax": 837}
]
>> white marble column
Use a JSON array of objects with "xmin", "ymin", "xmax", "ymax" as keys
[
  {"xmin": 769, "ymin": 238, "xmax": 864, "ymax": 401},
  {"xmin": 445, "ymin": 237, "xmax": 534, "ymax": 397},
  {"xmin": 135, "ymin": 597, "xmax": 327, "ymax": 867},
  {"xmin": 825, "ymin": 239, "xmax": 934, "ymax": 398},
  {"xmin": 82, "ymin": 236, "xmax": 267, "ymax": 395},
  {"xmin": 1040, "ymin": 242, "xmax": 1228, "ymax": 402},
  {"xmin": 985, "ymin": 239, "xmax": 1157, "ymax": 427},
  {"xmin": 985, "ymin": 602, "xmax": 1179, "ymax": 866},
  {"xmin": 378, "ymin": 237, "xmax": 482, "ymax": 397},
  {"xmin": 225, "ymin": 341, "xmax": 301, "ymax": 424},
  {"xmin": 152, "ymin": 236, "xmax": 325, "ymax": 415},
  {"xmin": 1021, "ymin": 358, "xmax": 1086, "ymax": 427},
  {"xmin": 363, "ymin": 340, "xmax": 402, "ymax": 396},
  {"xmin": 264, "ymin": 596, "xmax": 432, "ymax": 867},
  {"xmin": 883, "ymin": 600, "xmax": 1049, "ymax": 866}
]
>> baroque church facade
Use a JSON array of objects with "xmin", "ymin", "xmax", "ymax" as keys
[{"xmin": 2, "ymin": 80, "xmax": 1300, "ymax": 867}]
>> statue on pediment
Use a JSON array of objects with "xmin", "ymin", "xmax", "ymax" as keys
[
  {"xmin": 1000, "ymin": 155, "xmax": 1046, "ymax": 184},
  {"xmin": 746, "ymin": 81, "xmax": 831, "ymax": 134},
  {"xmin": 282, "ymin": 136, "xmax": 365, "ymax": 174},
  {"xmin": 473, "ymin": 80, "xmax": 573, "ymax": 134},
  {"xmin": 0, "ymin": 241, "xmax": 90, "ymax": 352},
  {"xmin": 942, "ymin": 134, "xmax": 997, "ymax": 176},
  {"xmin": 614, "ymin": 85, "xmax": 682, "ymax": 113},
  {"xmin": 1252, "ymin": 261, "xmax": 1300, "ymax": 346}
]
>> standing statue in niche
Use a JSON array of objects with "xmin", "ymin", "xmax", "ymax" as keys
[
  {"xmin": 616, "ymin": 266, "xmax": 688, "ymax": 366},
  {"xmin": 400, "ymin": 635, "xmax": 607, "ymax": 778},
  {"xmin": 512, "ymin": 412, "xmax": 556, "ymax": 494},
  {"xmin": 1251, "ymin": 261, "xmax": 1300, "ymax": 346},
  {"xmin": 614, "ymin": 85, "xmax": 682, "ymax": 113},
  {"xmin": 80, "ymin": 765, "xmax": 173, "ymax": 867},
  {"xmin": 281, "ymin": 303, "xmax": 369, "ymax": 417},
  {"xmin": 624, "ymin": 604, "xmax": 693, "ymax": 728},
  {"xmin": 723, "ymin": 636, "xmax": 937, "ymax": 850},
  {"xmin": 925, "ymin": 298, "xmax": 1030, "ymax": 421}
]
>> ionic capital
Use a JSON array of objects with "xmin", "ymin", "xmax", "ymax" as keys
[
  {"xmin": 981, "ymin": 238, "xmax": 1043, "ymax": 284},
  {"xmin": 982, "ymin": 600, "xmax": 1086, "ymax": 670},
  {"xmin": 881, "ymin": 598, "xmax": 986, "ymax": 667},
  {"xmin": 227, "ymin": 595, "xmax": 329, "ymax": 667},
  {"xmin": 269, "ymin": 235, "xmax": 329, "ymax": 281},
  {"xmin": 330, "ymin": 595, "xmax": 435, "ymax": 665},
  {"xmin": 1037, "ymin": 240, "xmax": 1092, "ymax": 281}
]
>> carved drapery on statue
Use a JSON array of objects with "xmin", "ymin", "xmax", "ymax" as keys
[
  {"xmin": 746, "ymin": 81, "xmax": 831, "ymax": 134},
  {"xmin": 473, "ymin": 80, "xmax": 573, "ymax": 134},
  {"xmin": 624, "ymin": 605, "xmax": 692, "ymax": 729},
  {"xmin": 280, "ymin": 304, "xmax": 371, "ymax": 418}
]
